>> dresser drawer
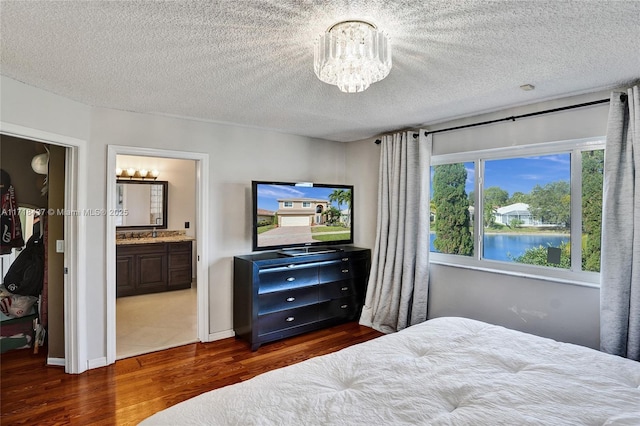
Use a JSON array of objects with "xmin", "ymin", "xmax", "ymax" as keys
[
  {"xmin": 318, "ymin": 297, "xmax": 358, "ymax": 321},
  {"xmin": 318, "ymin": 258, "xmax": 353, "ymax": 283},
  {"xmin": 257, "ymin": 305, "xmax": 318, "ymax": 335},
  {"xmin": 318, "ymin": 280, "xmax": 354, "ymax": 300},
  {"xmin": 258, "ymin": 265, "xmax": 318, "ymax": 292},
  {"xmin": 258, "ymin": 285, "xmax": 318, "ymax": 315}
]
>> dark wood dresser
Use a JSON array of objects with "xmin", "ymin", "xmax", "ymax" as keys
[{"xmin": 233, "ymin": 246, "xmax": 371, "ymax": 350}]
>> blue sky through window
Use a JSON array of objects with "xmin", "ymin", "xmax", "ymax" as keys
[
  {"xmin": 431, "ymin": 154, "xmax": 571, "ymax": 198},
  {"xmin": 483, "ymin": 154, "xmax": 570, "ymax": 196}
]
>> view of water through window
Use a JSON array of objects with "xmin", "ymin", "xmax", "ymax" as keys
[
  {"xmin": 430, "ymin": 147, "xmax": 603, "ymax": 273},
  {"xmin": 429, "ymin": 233, "xmax": 570, "ymax": 262}
]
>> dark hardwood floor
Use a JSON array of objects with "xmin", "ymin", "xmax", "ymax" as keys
[{"xmin": 1, "ymin": 322, "xmax": 383, "ymax": 425}]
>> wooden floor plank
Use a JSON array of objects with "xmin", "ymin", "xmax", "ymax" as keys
[{"xmin": 1, "ymin": 321, "xmax": 383, "ymax": 425}]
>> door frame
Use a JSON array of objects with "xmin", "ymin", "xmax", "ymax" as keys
[
  {"xmin": 105, "ymin": 145, "xmax": 209, "ymax": 365},
  {"xmin": 1, "ymin": 121, "xmax": 87, "ymax": 374}
]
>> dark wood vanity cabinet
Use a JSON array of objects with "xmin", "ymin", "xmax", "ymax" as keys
[
  {"xmin": 233, "ymin": 247, "xmax": 371, "ymax": 350},
  {"xmin": 116, "ymin": 241, "xmax": 192, "ymax": 297}
]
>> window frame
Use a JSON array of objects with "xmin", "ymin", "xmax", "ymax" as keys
[{"xmin": 429, "ymin": 136, "xmax": 605, "ymax": 287}]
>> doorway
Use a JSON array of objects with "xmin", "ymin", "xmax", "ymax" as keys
[
  {"xmin": 114, "ymin": 155, "xmax": 198, "ymax": 359},
  {"xmin": 0, "ymin": 123, "xmax": 86, "ymax": 374},
  {"xmin": 0, "ymin": 135, "xmax": 66, "ymax": 361},
  {"xmin": 106, "ymin": 146, "xmax": 210, "ymax": 365}
]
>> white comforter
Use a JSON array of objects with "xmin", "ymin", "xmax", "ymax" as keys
[{"xmin": 141, "ymin": 317, "xmax": 640, "ymax": 425}]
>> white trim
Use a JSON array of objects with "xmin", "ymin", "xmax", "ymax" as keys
[
  {"xmin": 47, "ymin": 357, "xmax": 66, "ymax": 367},
  {"xmin": 87, "ymin": 357, "xmax": 108, "ymax": 369},
  {"xmin": 106, "ymin": 145, "xmax": 210, "ymax": 366},
  {"xmin": 208, "ymin": 329, "xmax": 235, "ymax": 341},
  {"xmin": 0, "ymin": 121, "xmax": 88, "ymax": 374},
  {"xmin": 430, "ymin": 258, "xmax": 600, "ymax": 289}
]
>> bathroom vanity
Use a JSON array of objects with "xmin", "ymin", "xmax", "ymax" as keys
[{"xmin": 115, "ymin": 236, "xmax": 193, "ymax": 297}]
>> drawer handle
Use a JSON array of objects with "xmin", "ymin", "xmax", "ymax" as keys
[
  {"xmin": 341, "ymin": 269, "xmax": 349, "ymax": 273},
  {"xmin": 286, "ymin": 277, "xmax": 296, "ymax": 282},
  {"xmin": 287, "ymin": 264, "xmax": 295, "ymax": 268},
  {"xmin": 342, "ymin": 258, "xmax": 349, "ymax": 262},
  {"xmin": 286, "ymin": 297, "xmax": 296, "ymax": 302},
  {"xmin": 341, "ymin": 304, "xmax": 348, "ymax": 309},
  {"xmin": 341, "ymin": 286, "xmax": 349, "ymax": 291},
  {"xmin": 286, "ymin": 316, "xmax": 295, "ymax": 322}
]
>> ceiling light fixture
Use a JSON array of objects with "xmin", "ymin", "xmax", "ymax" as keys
[{"xmin": 314, "ymin": 20, "xmax": 391, "ymax": 93}]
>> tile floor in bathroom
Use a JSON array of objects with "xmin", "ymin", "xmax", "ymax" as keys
[{"xmin": 116, "ymin": 286, "xmax": 197, "ymax": 359}]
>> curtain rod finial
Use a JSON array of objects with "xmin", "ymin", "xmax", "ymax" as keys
[{"xmin": 375, "ymin": 139, "xmax": 382, "ymax": 145}]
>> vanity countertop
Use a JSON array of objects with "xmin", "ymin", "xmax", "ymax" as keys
[{"xmin": 116, "ymin": 235, "xmax": 195, "ymax": 245}]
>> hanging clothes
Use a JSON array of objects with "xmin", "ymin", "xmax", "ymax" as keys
[{"xmin": 1, "ymin": 169, "xmax": 25, "ymax": 255}]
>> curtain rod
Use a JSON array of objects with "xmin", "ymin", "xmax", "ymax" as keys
[{"xmin": 374, "ymin": 94, "xmax": 627, "ymax": 144}]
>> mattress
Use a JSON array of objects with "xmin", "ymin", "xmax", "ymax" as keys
[{"xmin": 140, "ymin": 317, "xmax": 640, "ymax": 425}]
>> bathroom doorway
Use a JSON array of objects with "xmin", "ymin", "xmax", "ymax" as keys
[
  {"xmin": 114, "ymin": 155, "xmax": 198, "ymax": 359},
  {"xmin": 106, "ymin": 146, "xmax": 210, "ymax": 365}
]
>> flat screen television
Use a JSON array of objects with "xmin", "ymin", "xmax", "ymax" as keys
[{"xmin": 252, "ymin": 181, "xmax": 354, "ymax": 255}]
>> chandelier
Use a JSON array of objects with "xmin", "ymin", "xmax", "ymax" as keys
[{"xmin": 314, "ymin": 20, "xmax": 391, "ymax": 93}]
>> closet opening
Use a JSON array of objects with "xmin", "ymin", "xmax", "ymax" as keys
[{"xmin": 1, "ymin": 135, "xmax": 67, "ymax": 365}]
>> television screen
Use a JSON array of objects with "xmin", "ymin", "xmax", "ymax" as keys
[{"xmin": 252, "ymin": 181, "xmax": 354, "ymax": 253}]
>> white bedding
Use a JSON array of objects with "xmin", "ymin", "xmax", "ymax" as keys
[{"xmin": 140, "ymin": 317, "xmax": 640, "ymax": 425}]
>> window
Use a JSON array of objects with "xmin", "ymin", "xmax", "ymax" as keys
[
  {"xmin": 430, "ymin": 137, "xmax": 604, "ymax": 285},
  {"xmin": 302, "ymin": 202, "xmax": 311, "ymax": 208},
  {"xmin": 283, "ymin": 201, "xmax": 293, "ymax": 208}
]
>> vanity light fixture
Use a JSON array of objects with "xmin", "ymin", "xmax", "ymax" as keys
[{"xmin": 116, "ymin": 167, "xmax": 160, "ymax": 180}]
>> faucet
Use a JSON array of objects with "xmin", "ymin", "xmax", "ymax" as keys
[{"xmin": 152, "ymin": 227, "xmax": 157, "ymax": 238}]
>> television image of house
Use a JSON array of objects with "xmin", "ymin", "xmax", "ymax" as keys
[{"xmin": 277, "ymin": 198, "xmax": 329, "ymax": 227}]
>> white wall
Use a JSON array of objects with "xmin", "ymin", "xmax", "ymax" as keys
[
  {"xmin": 346, "ymin": 90, "xmax": 613, "ymax": 349},
  {"xmin": 345, "ymin": 139, "xmax": 379, "ymax": 250},
  {"xmin": 1, "ymin": 76, "xmax": 348, "ymax": 366}
]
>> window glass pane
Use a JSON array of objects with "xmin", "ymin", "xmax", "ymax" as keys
[
  {"xmin": 581, "ymin": 149, "xmax": 604, "ymax": 272},
  {"xmin": 483, "ymin": 154, "xmax": 571, "ymax": 268},
  {"xmin": 430, "ymin": 162, "xmax": 474, "ymax": 256}
]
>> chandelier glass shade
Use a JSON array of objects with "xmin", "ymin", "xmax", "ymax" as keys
[{"xmin": 314, "ymin": 20, "xmax": 391, "ymax": 93}]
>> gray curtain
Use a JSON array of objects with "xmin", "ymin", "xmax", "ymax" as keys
[
  {"xmin": 600, "ymin": 85, "xmax": 639, "ymax": 361},
  {"xmin": 359, "ymin": 131, "xmax": 431, "ymax": 334}
]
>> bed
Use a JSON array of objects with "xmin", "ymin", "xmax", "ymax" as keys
[{"xmin": 140, "ymin": 317, "xmax": 640, "ymax": 425}]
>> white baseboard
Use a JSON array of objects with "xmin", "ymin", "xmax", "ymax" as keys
[
  {"xmin": 207, "ymin": 329, "xmax": 235, "ymax": 342},
  {"xmin": 47, "ymin": 357, "xmax": 65, "ymax": 367},
  {"xmin": 87, "ymin": 357, "xmax": 107, "ymax": 370}
]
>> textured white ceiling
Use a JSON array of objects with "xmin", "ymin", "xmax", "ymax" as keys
[{"xmin": 1, "ymin": 1, "xmax": 639, "ymax": 142}]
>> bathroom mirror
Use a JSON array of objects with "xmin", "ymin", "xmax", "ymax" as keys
[{"xmin": 115, "ymin": 180, "xmax": 168, "ymax": 229}]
